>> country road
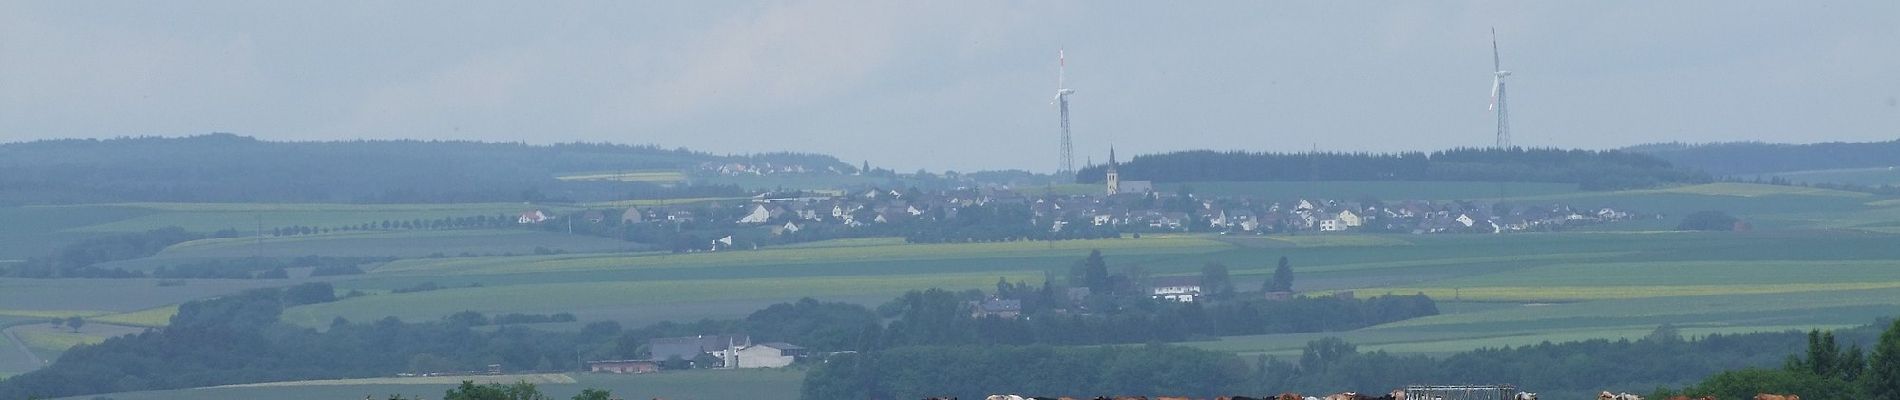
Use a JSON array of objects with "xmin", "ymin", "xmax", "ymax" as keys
[{"xmin": 2, "ymin": 325, "xmax": 46, "ymax": 369}]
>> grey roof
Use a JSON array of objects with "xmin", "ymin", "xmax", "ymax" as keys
[{"xmin": 757, "ymin": 342, "xmax": 805, "ymax": 350}]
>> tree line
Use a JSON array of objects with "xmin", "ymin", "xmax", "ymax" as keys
[
  {"xmin": 1075, "ymin": 147, "xmax": 1711, "ymax": 190},
  {"xmin": 0, "ymin": 133, "xmax": 831, "ymax": 205},
  {"xmin": 1628, "ymin": 140, "xmax": 1900, "ymax": 175},
  {"xmin": 802, "ymin": 319, "xmax": 1900, "ymax": 400}
]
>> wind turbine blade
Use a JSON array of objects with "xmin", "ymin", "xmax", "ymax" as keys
[
  {"xmin": 1491, "ymin": 28, "xmax": 1501, "ymax": 72},
  {"xmin": 1057, "ymin": 49, "xmax": 1067, "ymax": 89},
  {"xmin": 1490, "ymin": 79, "xmax": 1501, "ymax": 111}
]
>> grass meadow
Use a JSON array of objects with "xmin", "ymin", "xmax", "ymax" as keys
[
  {"xmin": 1761, "ymin": 167, "xmax": 1900, "ymax": 186},
  {"xmin": 555, "ymin": 170, "xmax": 688, "ymax": 183}
]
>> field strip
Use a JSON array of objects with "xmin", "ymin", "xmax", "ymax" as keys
[
  {"xmin": 0, "ymin": 309, "xmax": 112, "ymax": 319},
  {"xmin": 28, "ymin": 202, "xmax": 552, "ymax": 212},
  {"xmin": 1502, "ymin": 182, "xmax": 1869, "ymax": 201},
  {"xmin": 207, "ymin": 373, "xmax": 577, "ymax": 388},
  {"xmin": 1274, "ymin": 251, "xmax": 1634, "ymax": 274},
  {"xmin": 1200, "ymin": 323, "xmax": 1858, "ymax": 356},
  {"xmin": 1262, "ymin": 235, "xmax": 1415, "ymax": 248},
  {"xmin": 370, "ymin": 236, "xmax": 1231, "ymax": 276},
  {"xmin": 91, "ymin": 305, "xmax": 179, "ymax": 327},
  {"xmin": 555, "ymin": 171, "xmax": 684, "ymax": 182},
  {"xmin": 161, "ymin": 229, "xmax": 548, "ymax": 253},
  {"xmin": 579, "ymin": 197, "xmax": 748, "ymax": 207},
  {"xmin": 1359, "ymin": 282, "xmax": 1900, "ymax": 302}
]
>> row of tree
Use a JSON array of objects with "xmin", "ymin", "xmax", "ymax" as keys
[
  {"xmin": 1076, "ymin": 147, "xmax": 1711, "ymax": 190},
  {"xmin": 801, "ymin": 319, "xmax": 1900, "ymax": 400}
]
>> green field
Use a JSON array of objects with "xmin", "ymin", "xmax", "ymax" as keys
[
  {"xmin": 126, "ymin": 229, "xmax": 643, "ymax": 263},
  {"xmin": 56, "ymin": 368, "xmax": 805, "ymax": 400},
  {"xmin": 1159, "ymin": 181, "xmax": 1583, "ymax": 201},
  {"xmin": 30, "ymin": 202, "xmax": 567, "ymax": 234},
  {"xmin": 556, "ymin": 170, "xmax": 687, "ymax": 183},
  {"xmin": 1761, "ymin": 167, "xmax": 1900, "ymax": 186},
  {"xmin": 12, "ymin": 181, "xmax": 1900, "ymax": 392}
]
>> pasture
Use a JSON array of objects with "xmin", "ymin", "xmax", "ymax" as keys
[
  {"xmin": 1761, "ymin": 166, "xmax": 1900, "ymax": 186},
  {"xmin": 130, "ymin": 229, "xmax": 641, "ymax": 262},
  {"xmin": 1158, "ymin": 181, "xmax": 1583, "ymax": 201},
  {"xmin": 60, "ymin": 368, "xmax": 806, "ymax": 400},
  {"xmin": 32, "ymin": 202, "xmax": 562, "ymax": 234},
  {"xmin": 555, "ymin": 170, "xmax": 687, "ymax": 183}
]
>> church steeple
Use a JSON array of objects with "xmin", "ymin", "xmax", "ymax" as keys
[{"xmin": 1105, "ymin": 146, "xmax": 1120, "ymax": 195}]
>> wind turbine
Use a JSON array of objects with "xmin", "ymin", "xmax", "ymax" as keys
[
  {"xmin": 1053, "ymin": 49, "xmax": 1076, "ymax": 178},
  {"xmin": 1490, "ymin": 28, "xmax": 1513, "ymax": 149}
]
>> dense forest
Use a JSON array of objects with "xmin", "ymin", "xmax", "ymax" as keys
[
  {"xmin": 1628, "ymin": 140, "xmax": 1900, "ymax": 175},
  {"xmin": 0, "ymin": 134, "xmax": 840, "ymax": 204},
  {"xmin": 1076, "ymin": 148, "xmax": 1710, "ymax": 190},
  {"xmin": 803, "ymin": 320, "xmax": 1900, "ymax": 400}
]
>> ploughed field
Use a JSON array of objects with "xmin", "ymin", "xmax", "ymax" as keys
[{"xmin": 6, "ymin": 183, "xmax": 1900, "ymax": 382}]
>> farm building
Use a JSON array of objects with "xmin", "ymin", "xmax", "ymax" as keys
[
  {"xmin": 1151, "ymin": 276, "xmax": 1202, "ymax": 302},
  {"xmin": 969, "ymin": 298, "xmax": 1022, "ymax": 319},
  {"xmin": 722, "ymin": 342, "xmax": 807, "ymax": 369},
  {"xmin": 621, "ymin": 206, "xmax": 644, "ymax": 223},
  {"xmin": 649, "ymin": 334, "xmax": 750, "ymax": 365},
  {"xmin": 586, "ymin": 359, "xmax": 659, "ymax": 374}
]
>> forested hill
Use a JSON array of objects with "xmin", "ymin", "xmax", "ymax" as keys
[
  {"xmin": 1076, "ymin": 148, "xmax": 1710, "ymax": 190},
  {"xmin": 1626, "ymin": 140, "xmax": 1900, "ymax": 175},
  {"xmin": 0, "ymin": 133, "xmax": 852, "ymax": 204}
]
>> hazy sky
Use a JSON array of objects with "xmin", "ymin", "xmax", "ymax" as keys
[{"xmin": 3, "ymin": 1, "xmax": 1897, "ymax": 171}]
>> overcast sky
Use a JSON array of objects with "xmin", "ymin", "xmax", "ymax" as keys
[{"xmin": 2, "ymin": 1, "xmax": 1896, "ymax": 171}]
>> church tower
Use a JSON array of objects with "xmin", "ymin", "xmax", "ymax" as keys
[{"xmin": 1105, "ymin": 147, "xmax": 1120, "ymax": 195}]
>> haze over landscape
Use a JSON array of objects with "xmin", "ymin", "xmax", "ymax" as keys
[
  {"xmin": 3, "ymin": 1, "xmax": 1898, "ymax": 170},
  {"xmin": 6, "ymin": 3, "xmax": 1900, "ymax": 400}
]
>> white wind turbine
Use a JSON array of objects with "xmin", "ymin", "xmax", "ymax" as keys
[
  {"xmin": 1490, "ymin": 28, "xmax": 1513, "ymax": 149},
  {"xmin": 1053, "ymin": 49, "xmax": 1076, "ymax": 178}
]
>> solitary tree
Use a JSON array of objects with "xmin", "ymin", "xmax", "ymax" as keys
[
  {"xmin": 63, "ymin": 316, "xmax": 84, "ymax": 333},
  {"xmin": 1199, "ymin": 263, "xmax": 1234, "ymax": 300},
  {"xmin": 1077, "ymin": 250, "xmax": 1110, "ymax": 294},
  {"xmin": 1871, "ymin": 319, "xmax": 1900, "ymax": 400},
  {"xmin": 1265, "ymin": 256, "xmax": 1295, "ymax": 293}
]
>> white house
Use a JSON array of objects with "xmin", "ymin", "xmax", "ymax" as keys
[
  {"xmin": 1319, "ymin": 218, "xmax": 1347, "ymax": 232},
  {"xmin": 736, "ymin": 205, "xmax": 771, "ymax": 224},
  {"xmin": 1337, "ymin": 209, "xmax": 1363, "ymax": 227},
  {"xmin": 1455, "ymin": 213, "xmax": 1476, "ymax": 227},
  {"xmin": 517, "ymin": 210, "xmax": 549, "ymax": 224}
]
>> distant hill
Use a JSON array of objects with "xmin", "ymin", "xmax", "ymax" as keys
[
  {"xmin": 0, "ymin": 133, "xmax": 854, "ymax": 204},
  {"xmin": 1625, "ymin": 140, "xmax": 1900, "ymax": 175},
  {"xmin": 1076, "ymin": 147, "xmax": 1709, "ymax": 190}
]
